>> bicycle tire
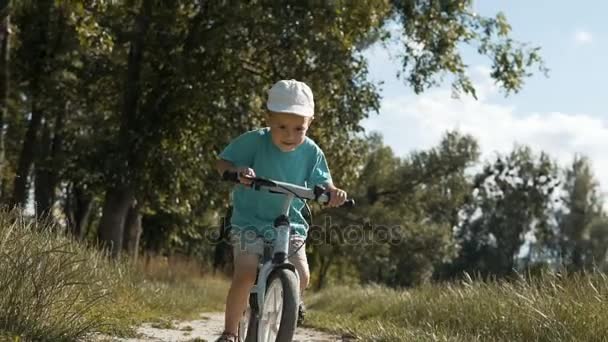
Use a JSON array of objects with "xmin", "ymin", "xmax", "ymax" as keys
[
  {"xmin": 258, "ymin": 268, "xmax": 299, "ymax": 342},
  {"xmin": 239, "ymin": 294, "xmax": 258, "ymax": 342}
]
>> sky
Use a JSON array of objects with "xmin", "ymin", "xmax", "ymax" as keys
[{"xmin": 361, "ymin": 0, "xmax": 608, "ymax": 203}]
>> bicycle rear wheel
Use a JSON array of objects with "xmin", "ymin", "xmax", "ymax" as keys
[{"xmin": 258, "ymin": 268, "xmax": 299, "ymax": 342}]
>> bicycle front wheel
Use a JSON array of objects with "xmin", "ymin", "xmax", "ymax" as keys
[
  {"xmin": 239, "ymin": 294, "xmax": 257, "ymax": 342},
  {"xmin": 258, "ymin": 268, "xmax": 299, "ymax": 342}
]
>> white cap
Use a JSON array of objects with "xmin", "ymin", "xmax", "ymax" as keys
[{"xmin": 266, "ymin": 79, "xmax": 314, "ymax": 117}]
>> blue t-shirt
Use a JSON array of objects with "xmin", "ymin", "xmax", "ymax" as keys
[{"xmin": 219, "ymin": 128, "xmax": 332, "ymax": 239}]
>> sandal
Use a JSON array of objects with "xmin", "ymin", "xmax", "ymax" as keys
[
  {"xmin": 215, "ymin": 331, "xmax": 238, "ymax": 342},
  {"xmin": 297, "ymin": 302, "xmax": 306, "ymax": 326}
]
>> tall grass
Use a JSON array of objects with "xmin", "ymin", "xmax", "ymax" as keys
[
  {"xmin": 0, "ymin": 209, "xmax": 228, "ymax": 341},
  {"xmin": 127, "ymin": 255, "xmax": 228, "ymax": 320},
  {"xmin": 0, "ymin": 210, "xmax": 117, "ymax": 340},
  {"xmin": 307, "ymin": 272, "xmax": 608, "ymax": 341}
]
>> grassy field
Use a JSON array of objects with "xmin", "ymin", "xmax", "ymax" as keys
[
  {"xmin": 0, "ymin": 209, "xmax": 228, "ymax": 341},
  {"xmin": 305, "ymin": 272, "xmax": 608, "ymax": 341},
  {"xmin": 4, "ymin": 208, "xmax": 608, "ymax": 341}
]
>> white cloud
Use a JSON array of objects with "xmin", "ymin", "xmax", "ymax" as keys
[
  {"xmin": 362, "ymin": 67, "xmax": 608, "ymax": 204},
  {"xmin": 573, "ymin": 29, "xmax": 593, "ymax": 45}
]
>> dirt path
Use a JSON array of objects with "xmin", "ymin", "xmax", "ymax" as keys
[{"xmin": 101, "ymin": 312, "xmax": 343, "ymax": 342}]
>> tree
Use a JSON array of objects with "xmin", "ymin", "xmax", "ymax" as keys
[
  {"xmin": 91, "ymin": 0, "xmax": 388, "ymax": 257},
  {"xmin": 2, "ymin": 1, "xmax": 549, "ymax": 263},
  {"xmin": 308, "ymin": 133, "xmax": 400, "ymax": 289},
  {"xmin": 310, "ymin": 131, "xmax": 480, "ymax": 288},
  {"xmin": 6, "ymin": 0, "xmax": 101, "ymax": 215},
  {"xmin": 557, "ymin": 155, "xmax": 605, "ymax": 270},
  {"xmin": 96, "ymin": 0, "xmax": 152, "ymax": 257},
  {"xmin": 452, "ymin": 146, "xmax": 560, "ymax": 278},
  {"xmin": 587, "ymin": 217, "xmax": 608, "ymax": 270},
  {"xmin": 0, "ymin": 0, "xmax": 9, "ymax": 189},
  {"xmin": 9, "ymin": 0, "xmax": 55, "ymax": 208},
  {"xmin": 389, "ymin": 0, "xmax": 546, "ymax": 97}
]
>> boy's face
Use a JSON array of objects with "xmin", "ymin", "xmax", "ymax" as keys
[{"xmin": 267, "ymin": 111, "xmax": 312, "ymax": 152}]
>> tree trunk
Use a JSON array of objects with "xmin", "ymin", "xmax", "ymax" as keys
[
  {"xmin": 48, "ymin": 103, "xmax": 64, "ymax": 209},
  {"xmin": 315, "ymin": 256, "xmax": 332, "ymax": 291},
  {"xmin": 213, "ymin": 206, "xmax": 233, "ymax": 274},
  {"xmin": 97, "ymin": 0, "xmax": 151, "ymax": 258},
  {"xmin": 10, "ymin": 0, "xmax": 52, "ymax": 208},
  {"xmin": 98, "ymin": 186, "xmax": 134, "ymax": 258},
  {"xmin": 122, "ymin": 200, "xmax": 142, "ymax": 260},
  {"xmin": 65, "ymin": 183, "xmax": 93, "ymax": 240},
  {"xmin": 11, "ymin": 105, "xmax": 43, "ymax": 207},
  {"xmin": 572, "ymin": 246, "xmax": 584, "ymax": 271},
  {"xmin": 34, "ymin": 103, "xmax": 65, "ymax": 214},
  {"xmin": 0, "ymin": 0, "xmax": 9, "ymax": 188},
  {"xmin": 75, "ymin": 195, "xmax": 93, "ymax": 240},
  {"xmin": 35, "ymin": 119, "xmax": 52, "ymax": 214}
]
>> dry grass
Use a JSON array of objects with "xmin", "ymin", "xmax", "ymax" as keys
[
  {"xmin": 307, "ymin": 272, "xmax": 608, "ymax": 341},
  {"xmin": 0, "ymin": 209, "xmax": 229, "ymax": 341}
]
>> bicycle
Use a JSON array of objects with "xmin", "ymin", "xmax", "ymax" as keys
[{"xmin": 222, "ymin": 171, "xmax": 354, "ymax": 342}]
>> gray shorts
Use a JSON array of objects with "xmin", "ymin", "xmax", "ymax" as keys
[{"xmin": 230, "ymin": 231, "xmax": 309, "ymax": 282}]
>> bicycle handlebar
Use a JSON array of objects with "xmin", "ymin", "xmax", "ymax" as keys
[{"xmin": 222, "ymin": 170, "xmax": 355, "ymax": 208}]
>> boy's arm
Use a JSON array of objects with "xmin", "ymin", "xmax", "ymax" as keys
[
  {"xmin": 306, "ymin": 148, "xmax": 346, "ymax": 207},
  {"xmin": 217, "ymin": 130, "xmax": 263, "ymax": 184},
  {"xmin": 323, "ymin": 182, "xmax": 347, "ymax": 208},
  {"xmin": 216, "ymin": 159, "xmax": 255, "ymax": 185},
  {"xmin": 216, "ymin": 159, "xmax": 236, "ymax": 176}
]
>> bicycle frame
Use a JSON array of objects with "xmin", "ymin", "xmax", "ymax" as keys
[{"xmin": 251, "ymin": 190, "xmax": 299, "ymax": 330}]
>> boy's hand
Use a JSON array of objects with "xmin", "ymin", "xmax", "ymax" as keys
[
  {"xmin": 235, "ymin": 167, "xmax": 256, "ymax": 185},
  {"xmin": 327, "ymin": 186, "xmax": 347, "ymax": 207}
]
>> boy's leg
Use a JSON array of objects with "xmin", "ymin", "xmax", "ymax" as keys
[
  {"xmin": 223, "ymin": 253, "xmax": 258, "ymax": 335},
  {"xmin": 288, "ymin": 239, "xmax": 309, "ymax": 295},
  {"xmin": 222, "ymin": 233, "xmax": 263, "ymax": 336},
  {"xmin": 288, "ymin": 238, "xmax": 309, "ymax": 326}
]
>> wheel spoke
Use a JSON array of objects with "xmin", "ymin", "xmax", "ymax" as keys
[{"xmin": 261, "ymin": 279, "xmax": 284, "ymax": 342}]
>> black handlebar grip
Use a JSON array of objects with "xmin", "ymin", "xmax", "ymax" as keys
[
  {"xmin": 324, "ymin": 191, "xmax": 355, "ymax": 208},
  {"xmin": 342, "ymin": 199, "xmax": 356, "ymax": 208},
  {"xmin": 222, "ymin": 170, "xmax": 239, "ymax": 183}
]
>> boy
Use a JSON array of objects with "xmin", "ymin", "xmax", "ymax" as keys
[{"xmin": 215, "ymin": 79, "xmax": 347, "ymax": 341}]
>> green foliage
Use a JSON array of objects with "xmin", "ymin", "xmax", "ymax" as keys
[
  {"xmin": 391, "ymin": 0, "xmax": 547, "ymax": 97},
  {"xmin": 309, "ymin": 131, "xmax": 479, "ymax": 287},
  {"xmin": 1, "ymin": 0, "xmax": 560, "ymax": 284},
  {"xmin": 451, "ymin": 146, "xmax": 560, "ymax": 278},
  {"xmin": 140, "ymin": 208, "xmax": 219, "ymax": 260},
  {"xmin": 556, "ymin": 155, "xmax": 607, "ymax": 271},
  {"xmin": 588, "ymin": 218, "xmax": 608, "ymax": 270}
]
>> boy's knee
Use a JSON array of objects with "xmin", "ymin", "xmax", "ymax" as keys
[
  {"xmin": 232, "ymin": 254, "xmax": 259, "ymax": 286},
  {"xmin": 299, "ymin": 271, "xmax": 310, "ymax": 288},
  {"xmin": 233, "ymin": 270, "xmax": 257, "ymax": 288},
  {"xmin": 294, "ymin": 263, "xmax": 310, "ymax": 288}
]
